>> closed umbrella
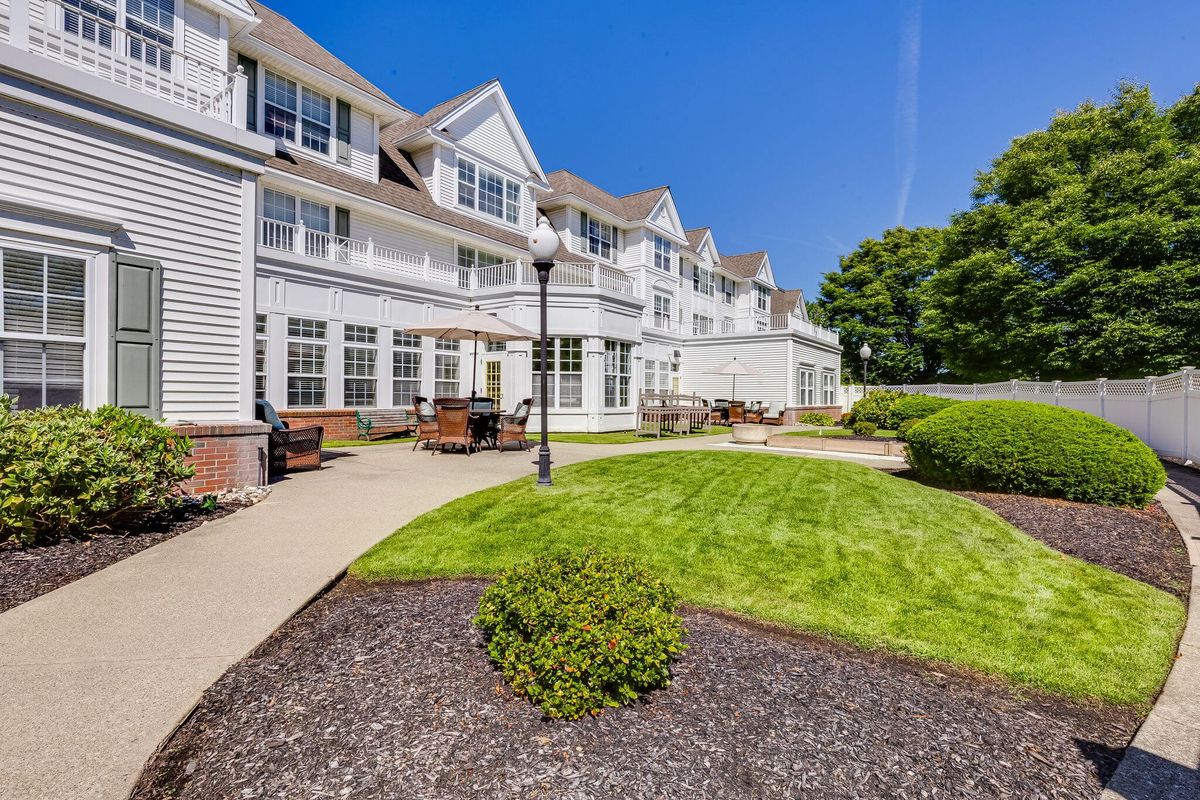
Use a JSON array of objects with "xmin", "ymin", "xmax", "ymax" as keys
[
  {"xmin": 404, "ymin": 307, "xmax": 537, "ymax": 398},
  {"xmin": 707, "ymin": 358, "xmax": 760, "ymax": 401}
]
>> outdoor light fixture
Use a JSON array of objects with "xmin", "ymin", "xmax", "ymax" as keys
[
  {"xmin": 859, "ymin": 343, "xmax": 872, "ymax": 395},
  {"xmin": 528, "ymin": 217, "xmax": 557, "ymax": 487}
]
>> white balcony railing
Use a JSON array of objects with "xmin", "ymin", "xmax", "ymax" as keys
[
  {"xmin": 257, "ymin": 218, "xmax": 636, "ymax": 296},
  {"xmin": 689, "ymin": 312, "xmax": 839, "ymax": 343},
  {"xmin": 15, "ymin": 0, "xmax": 243, "ymax": 124}
]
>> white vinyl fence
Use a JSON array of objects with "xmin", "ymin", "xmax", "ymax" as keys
[{"xmin": 840, "ymin": 367, "xmax": 1199, "ymax": 462}]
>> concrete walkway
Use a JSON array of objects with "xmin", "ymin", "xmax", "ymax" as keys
[{"xmin": 2, "ymin": 433, "xmax": 823, "ymax": 800}]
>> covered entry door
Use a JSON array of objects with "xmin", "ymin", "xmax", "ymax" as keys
[{"xmin": 484, "ymin": 358, "xmax": 503, "ymax": 406}]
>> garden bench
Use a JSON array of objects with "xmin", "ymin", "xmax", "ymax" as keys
[{"xmin": 355, "ymin": 408, "xmax": 418, "ymax": 440}]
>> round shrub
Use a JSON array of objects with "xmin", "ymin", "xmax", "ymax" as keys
[
  {"xmin": 905, "ymin": 401, "xmax": 1165, "ymax": 507},
  {"xmin": 839, "ymin": 412, "xmax": 855, "ymax": 427},
  {"xmin": 474, "ymin": 548, "xmax": 686, "ymax": 720},
  {"xmin": 887, "ymin": 394, "xmax": 960, "ymax": 429},
  {"xmin": 852, "ymin": 420, "xmax": 878, "ymax": 437},
  {"xmin": 798, "ymin": 412, "xmax": 836, "ymax": 426},
  {"xmin": 849, "ymin": 389, "xmax": 905, "ymax": 427},
  {"xmin": 896, "ymin": 417, "xmax": 924, "ymax": 441},
  {"xmin": 0, "ymin": 397, "xmax": 195, "ymax": 547}
]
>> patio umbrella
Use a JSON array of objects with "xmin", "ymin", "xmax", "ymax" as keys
[
  {"xmin": 403, "ymin": 307, "xmax": 537, "ymax": 398},
  {"xmin": 708, "ymin": 358, "xmax": 760, "ymax": 401}
]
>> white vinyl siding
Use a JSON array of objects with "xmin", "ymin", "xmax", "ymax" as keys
[{"xmin": 445, "ymin": 96, "xmax": 526, "ymax": 175}]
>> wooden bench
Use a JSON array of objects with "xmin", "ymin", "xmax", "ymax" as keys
[{"xmin": 355, "ymin": 408, "xmax": 417, "ymax": 440}]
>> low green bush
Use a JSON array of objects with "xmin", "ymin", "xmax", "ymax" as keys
[
  {"xmin": 905, "ymin": 400, "xmax": 1166, "ymax": 507},
  {"xmin": 0, "ymin": 397, "xmax": 195, "ymax": 546},
  {"xmin": 849, "ymin": 389, "xmax": 905, "ymax": 427},
  {"xmin": 852, "ymin": 420, "xmax": 878, "ymax": 437},
  {"xmin": 798, "ymin": 412, "xmax": 836, "ymax": 426},
  {"xmin": 887, "ymin": 394, "xmax": 960, "ymax": 429},
  {"xmin": 474, "ymin": 548, "xmax": 686, "ymax": 720},
  {"xmin": 839, "ymin": 412, "xmax": 854, "ymax": 427},
  {"xmin": 896, "ymin": 418, "xmax": 924, "ymax": 441}
]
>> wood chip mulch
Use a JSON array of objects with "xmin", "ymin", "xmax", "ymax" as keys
[
  {"xmin": 132, "ymin": 579, "xmax": 1139, "ymax": 800},
  {"xmin": 0, "ymin": 498, "xmax": 252, "ymax": 614},
  {"xmin": 954, "ymin": 491, "xmax": 1190, "ymax": 599}
]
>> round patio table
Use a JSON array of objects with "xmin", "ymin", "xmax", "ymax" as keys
[{"xmin": 469, "ymin": 409, "xmax": 505, "ymax": 450}]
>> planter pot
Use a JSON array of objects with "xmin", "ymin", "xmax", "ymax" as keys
[{"xmin": 731, "ymin": 423, "xmax": 769, "ymax": 445}]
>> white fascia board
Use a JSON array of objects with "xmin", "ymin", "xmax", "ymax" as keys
[
  {"xmin": 539, "ymin": 195, "xmax": 626, "ymax": 229},
  {"xmin": 647, "ymin": 191, "xmax": 686, "ymax": 239},
  {"xmin": 195, "ymin": 0, "xmax": 255, "ymax": 23},
  {"xmin": 757, "ymin": 254, "xmax": 777, "ymax": 288},
  {"xmin": 438, "ymin": 82, "xmax": 549, "ymax": 185},
  {"xmin": 0, "ymin": 192, "xmax": 124, "ymax": 248},
  {"xmin": 642, "ymin": 218, "xmax": 688, "ymax": 246}
]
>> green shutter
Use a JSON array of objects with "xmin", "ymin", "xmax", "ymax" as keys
[
  {"xmin": 336, "ymin": 100, "xmax": 352, "ymax": 165},
  {"xmin": 110, "ymin": 254, "xmax": 162, "ymax": 418},
  {"xmin": 335, "ymin": 206, "xmax": 350, "ymax": 238},
  {"xmin": 238, "ymin": 55, "xmax": 257, "ymax": 132},
  {"xmin": 580, "ymin": 211, "xmax": 588, "ymax": 241}
]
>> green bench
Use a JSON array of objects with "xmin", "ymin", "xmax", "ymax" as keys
[{"xmin": 355, "ymin": 408, "xmax": 418, "ymax": 440}]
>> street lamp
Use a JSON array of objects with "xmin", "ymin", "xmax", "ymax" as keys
[
  {"xmin": 528, "ymin": 216, "xmax": 558, "ymax": 487},
  {"xmin": 859, "ymin": 343, "xmax": 872, "ymax": 396}
]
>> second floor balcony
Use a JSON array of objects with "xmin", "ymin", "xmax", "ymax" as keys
[{"xmin": 638, "ymin": 311, "xmax": 839, "ymax": 343}]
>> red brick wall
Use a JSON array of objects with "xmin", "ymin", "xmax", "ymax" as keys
[
  {"xmin": 277, "ymin": 409, "xmax": 358, "ymax": 440},
  {"xmin": 781, "ymin": 405, "xmax": 844, "ymax": 425},
  {"xmin": 172, "ymin": 422, "xmax": 271, "ymax": 495}
]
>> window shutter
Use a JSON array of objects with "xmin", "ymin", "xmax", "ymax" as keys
[
  {"xmin": 336, "ymin": 100, "xmax": 352, "ymax": 165},
  {"xmin": 110, "ymin": 254, "xmax": 162, "ymax": 418},
  {"xmin": 335, "ymin": 206, "xmax": 350, "ymax": 238},
  {"xmin": 580, "ymin": 211, "xmax": 588, "ymax": 239},
  {"xmin": 238, "ymin": 55, "xmax": 257, "ymax": 132}
]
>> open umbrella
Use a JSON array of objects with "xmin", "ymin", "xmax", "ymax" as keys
[
  {"xmin": 404, "ymin": 307, "xmax": 537, "ymax": 398},
  {"xmin": 707, "ymin": 358, "xmax": 760, "ymax": 401}
]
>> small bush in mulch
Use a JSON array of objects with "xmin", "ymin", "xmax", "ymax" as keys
[
  {"xmin": 0, "ymin": 397, "xmax": 195, "ymax": 546},
  {"xmin": 888, "ymin": 394, "xmax": 959, "ymax": 428},
  {"xmin": 851, "ymin": 420, "xmax": 878, "ymax": 437},
  {"xmin": 905, "ymin": 401, "xmax": 1166, "ymax": 507},
  {"xmin": 475, "ymin": 549, "xmax": 686, "ymax": 720},
  {"xmin": 797, "ymin": 412, "xmax": 836, "ymax": 426}
]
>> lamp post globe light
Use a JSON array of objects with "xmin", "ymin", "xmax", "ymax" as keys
[
  {"xmin": 858, "ymin": 343, "xmax": 872, "ymax": 396},
  {"xmin": 528, "ymin": 217, "xmax": 558, "ymax": 487}
]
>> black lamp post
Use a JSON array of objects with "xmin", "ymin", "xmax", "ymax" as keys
[
  {"xmin": 859, "ymin": 343, "xmax": 872, "ymax": 395},
  {"xmin": 528, "ymin": 217, "xmax": 558, "ymax": 487}
]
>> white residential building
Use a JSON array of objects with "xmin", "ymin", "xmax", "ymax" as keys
[{"xmin": 0, "ymin": 0, "xmax": 841, "ymax": 466}]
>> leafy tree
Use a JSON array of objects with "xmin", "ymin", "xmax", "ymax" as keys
[
  {"xmin": 923, "ymin": 83, "xmax": 1200, "ymax": 380},
  {"xmin": 812, "ymin": 226, "xmax": 944, "ymax": 384}
]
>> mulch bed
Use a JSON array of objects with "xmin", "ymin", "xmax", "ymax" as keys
[
  {"xmin": 0, "ymin": 498, "xmax": 252, "ymax": 614},
  {"xmin": 133, "ymin": 579, "xmax": 1139, "ymax": 800},
  {"xmin": 954, "ymin": 492, "xmax": 1190, "ymax": 600}
]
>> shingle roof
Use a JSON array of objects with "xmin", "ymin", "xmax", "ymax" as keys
[
  {"xmin": 721, "ymin": 251, "xmax": 768, "ymax": 279},
  {"xmin": 267, "ymin": 147, "xmax": 583, "ymax": 263},
  {"xmin": 685, "ymin": 227, "xmax": 710, "ymax": 250},
  {"xmin": 542, "ymin": 171, "xmax": 668, "ymax": 223},
  {"xmin": 385, "ymin": 80, "xmax": 497, "ymax": 143},
  {"xmin": 246, "ymin": 1, "xmax": 404, "ymax": 110},
  {"xmin": 771, "ymin": 289, "xmax": 804, "ymax": 316}
]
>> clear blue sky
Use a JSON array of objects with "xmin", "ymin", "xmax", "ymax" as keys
[{"xmin": 269, "ymin": 0, "xmax": 1199, "ymax": 298}]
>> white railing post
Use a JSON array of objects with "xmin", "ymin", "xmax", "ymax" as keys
[
  {"xmin": 1145, "ymin": 376, "xmax": 1154, "ymax": 445},
  {"xmin": 423, "ymin": 252, "xmax": 431, "ymax": 282},
  {"xmin": 365, "ymin": 237, "xmax": 375, "ymax": 269},
  {"xmin": 936, "ymin": 382, "xmax": 943, "ymax": 398},
  {"xmin": 1183, "ymin": 366, "xmax": 1194, "ymax": 463},
  {"xmin": 1053, "ymin": 380, "xmax": 1061, "ymax": 406},
  {"xmin": 1097, "ymin": 377, "xmax": 1107, "ymax": 419},
  {"xmin": 294, "ymin": 221, "xmax": 306, "ymax": 256},
  {"xmin": 10, "ymin": 0, "xmax": 31, "ymax": 49},
  {"xmin": 972, "ymin": 384, "xmax": 978, "ymax": 400},
  {"xmin": 232, "ymin": 65, "xmax": 247, "ymax": 129},
  {"xmin": 1010, "ymin": 379, "xmax": 1018, "ymax": 400}
]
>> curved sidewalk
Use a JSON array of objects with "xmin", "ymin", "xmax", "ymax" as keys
[{"xmin": 0, "ymin": 436, "xmax": 725, "ymax": 800}]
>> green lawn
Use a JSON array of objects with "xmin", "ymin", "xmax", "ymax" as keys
[
  {"xmin": 546, "ymin": 426, "xmax": 732, "ymax": 444},
  {"xmin": 785, "ymin": 427, "xmax": 897, "ymax": 438},
  {"xmin": 352, "ymin": 451, "xmax": 1183, "ymax": 706},
  {"xmin": 324, "ymin": 436, "xmax": 415, "ymax": 448}
]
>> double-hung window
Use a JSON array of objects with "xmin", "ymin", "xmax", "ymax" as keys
[
  {"xmin": 531, "ymin": 337, "xmax": 583, "ymax": 408},
  {"xmin": 264, "ymin": 71, "xmax": 332, "ymax": 156},
  {"xmin": 603, "ymin": 341, "xmax": 631, "ymax": 408},
  {"xmin": 125, "ymin": 0, "xmax": 174, "ymax": 71},
  {"xmin": 261, "ymin": 188, "xmax": 297, "ymax": 251},
  {"xmin": 343, "ymin": 324, "xmax": 377, "ymax": 408},
  {"xmin": 392, "ymin": 332, "xmax": 422, "ymax": 407},
  {"xmin": 721, "ymin": 275, "xmax": 735, "ymax": 305},
  {"xmin": 63, "ymin": 0, "xmax": 117, "ymax": 49},
  {"xmin": 693, "ymin": 315, "xmax": 713, "ymax": 335},
  {"xmin": 581, "ymin": 212, "xmax": 615, "ymax": 261},
  {"xmin": 755, "ymin": 284, "xmax": 770, "ymax": 312},
  {"xmin": 693, "ymin": 265, "xmax": 713, "ymax": 296},
  {"xmin": 300, "ymin": 199, "xmax": 331, "ymax": 258},
  {"xmin": 254, "ymin": 313, "xmax": 268, "ymax": 401},
  {"xmin": 653, "ymin": 235, "xmax": 671, "ymax": 271},
  {"xmin": 0, "ymin": 247, "xmax": 86, "ymax": 410},
  {"xmin": 457, "ymin": 157, "xmax": 521, "ymax": 224},
  {"xmin": 300, "ymin": 87, "xmax": 332, "ymax": 154},
  {"xmin": 821, "ymin": 371, "xmax": 837, "ymax": 406},
  {"xmin": 434, "ymin": 339, "xmax": 459, "ymax": 397},
  {"xmin": 286, "ymin": 317, "xmax": 326, "ymax": 407},
  {"xmin": 797, "ymin": 368, "xmax": 815, "ymax": 406},
  {"xmin": 653, "ymin": 294, "xmax": 671, "ymax": 329}
]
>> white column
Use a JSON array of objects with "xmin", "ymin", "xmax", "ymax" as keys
[
  {"xmin": 232, "ymin": 66, "xmax": 248, "ymax": 129},
  {"xmin": 10, "ymin": 0, "xmax": 30, "ymax": 50},
  {"xmin": 1182, "ymin": 367, "xmax": 1194, "ymax": 463}
]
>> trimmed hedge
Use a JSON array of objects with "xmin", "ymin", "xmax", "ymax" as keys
[
  {"xmin": 888, "ymin": 394, "xmax": 960, "ymax": 428},
  {"xmin": 847, "ymin": 389, "xmax": 905, "ymax": 427},
  {"xmin": 905, "ymin": 401, "xmax": 1165, "ymax": 507},
  {"xmin": 0, "ymin": 397, "xmax": 195, "ymax": 546},
  {"xmin": 474, "ymin": 549, "xmax": 686, "ymax": 720},
  {"xmin": 896, "ymin": 418, "xmax": 924, "ymax": 441},
  {"xmin": 797, "ymin": 412, "xmax": 836, "ymax": 426},
  {"xmin": 852, "ymin": 421, "xmax": 878, "ymax": 437}
]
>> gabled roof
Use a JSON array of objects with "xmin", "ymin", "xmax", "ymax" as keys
[
  {"xmin": 542, "ymin": 171, "xmax": 670, "ymax": 224},
  {"xmin": 244, "ymin": 1, "xmax": 405, "ymax": 111},
  {"xmin": 771, "ymin": 289, "xmax": 805, "ymax": 317},
  {"xmin": 685, "ymin": 227, "xmax": 709, "ymax": 250},
  {"xmin": 721, "ymin": 251, "xmax": 769, "ymax": 279},
  {"xmin": 385, "ymin": 80, "xmax": 494, "ymax": 142}
]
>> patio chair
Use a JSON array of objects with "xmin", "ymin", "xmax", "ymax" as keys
[
  {"xmin": 712, "ymin": 399, "xmax": 730, "ymax": 424},
  {"xmin": 469, "ymin": 396, "xmax": 497, "ymax": 449},
  {"xmin": 744, "ymin": 401, "xmax": 764, "ymax": 423},
  {"xmin": 412, "ymin": 396, "xmax": 439, "ymax": 451},
  {"xmin": 760, "ymin": 401, "xmax": 785, "ymax": 425},
  {"xmin": 498, "ymin": 397, "xmax": 533, "ymax": 452},
  {"xmin": 433, "ymin": 398, "xmax": 475, "ymax": 454},
  {"xmin": 728, "ymin": 400, "xmax": 746, "ymax": 424},
  {"xmin": 254, "ymin": 399, "xmax": 324, "ymax": 475}
]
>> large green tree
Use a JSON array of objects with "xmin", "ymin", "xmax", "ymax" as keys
[
  {"xmin": 923, "ymin": 83, "xmax": 1200, "ymax": 380},
  {"xmin": 812, "ymin": 226, "xmax": 944, "ymax": 384}
]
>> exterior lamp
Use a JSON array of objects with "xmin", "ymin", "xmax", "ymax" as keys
[
  {"xmin": 528, "ymin": 217, "xmax": 558, "ymax": 487},
  {"xmin": 858, "ymin": 343, "xmax": 872, "ymax": 395}
]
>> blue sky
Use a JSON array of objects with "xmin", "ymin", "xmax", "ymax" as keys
[{"xmin": 269, "ymin": 0, "xmax": 1199, "ymax": 297}]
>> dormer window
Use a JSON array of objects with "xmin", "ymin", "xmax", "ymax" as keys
[
  {"xmin": 653, "ymin": 235, "xmax": 671, "ymax": 271},
  {"xmin": 720, "ymin": 275, "xmax": 735, "ymax": 304},
  {"xmin": 754, "ymin": 284, "xmax": 770, "ymax": 311},
  {"xmin": 693, "ymin": 265, "xmax": 713, "ymax": 297},
  {"xmin": 580, "ymin": 212, "xmax": 614, "ymax": 261},
  {"xmin": 457, "ymin": 157, "xmax": 521, "ymax": 225},
  {"xmin": 264, "ymin": 70, "xmax": 332, "ymax": 156}
]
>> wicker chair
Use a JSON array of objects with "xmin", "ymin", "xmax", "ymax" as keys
[
  {"xmin": 254, "ymin": 400, "xmax": 324, "ymax": 476},
  {"xmin": 744, "ymin": 401, "xmax": 764, "ymax": 423},
  {"xmin": 498, "ymin": 398, "xmax": 533, "ymax": 452},
  {"xmin": 412, "ymin": 396, "xmax": 439, "ymax": 451},
  {"xmin": 728, "ymin": 400, "xmax": 746, "ymax": 424},
  {"xmin": 760, "ymin": 401, "xmax": 785, "ymax": 425},
  {"xmin": 433, "ymin": 398, "xmax": 475, "ymax": 454}
]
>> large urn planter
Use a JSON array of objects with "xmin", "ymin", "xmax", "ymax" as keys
[{"xmin": 731, "ymin": 423, "xmax": 770, "ymax": 445}]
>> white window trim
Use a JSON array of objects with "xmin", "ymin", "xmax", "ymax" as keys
[
  {"xmin": 454, "ymin": 153, "xmax": 523, "ymax": 229},
  {"xmin": 261, "ymin": 68, "xmax": 339, "ymax": 164}
]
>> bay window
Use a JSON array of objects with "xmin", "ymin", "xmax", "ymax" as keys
[
  {"xmin": 532, "ymin": 337, "xmax": 582, "ymax": 408},
  {"xmin": 581, "ymin": 212, "xmax": 615, "ymax": 261},
  {"xmin": 286, "ymin": 317, "xmax": 326, "ymax": 407},
  {"xmin": 392, "ymin": 332, "xmax": 422, "ymax": 407},
  {"xmin": 457, "ymin": 157, "xmax": 521, "ymax": 224},
  {"xmin": 0, "ymin": 247, "xmax": 86, "ymax": 410},
  {"xmin": 603, "ymin": 340, "xmax": 631, "ymax": 408},
  {"xmin": 343, "ymin": 324, "xmax": 377, "ymax": 408}
]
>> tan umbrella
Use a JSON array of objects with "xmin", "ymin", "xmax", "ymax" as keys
[
  {"xmin": 708, "ymin": 358, "xmax": 760, "ymax": 401},
  {"xmin": 404, "ymin": 307, "xmax": 537, "ymax": 398}
]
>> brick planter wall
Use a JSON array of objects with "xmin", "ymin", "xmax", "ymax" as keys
[
  {"xmin": 277, "ymin": 409, "xmax": 358, "ymax": 440},
  {"xmin": 172, "ymin": 421, "xmax": 270, "ymax": 495},
  {"xmin": 781, "ymin": 405, "xmax": 844, "ymax": 425}
]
